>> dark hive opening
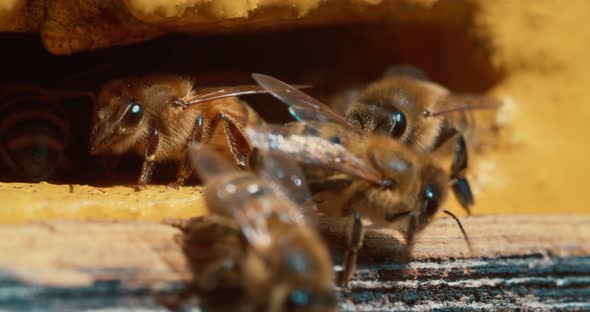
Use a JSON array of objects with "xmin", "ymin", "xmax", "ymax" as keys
[{"xmin": 0, "ymin": 16, "xmax": 502, "ymax": 185}]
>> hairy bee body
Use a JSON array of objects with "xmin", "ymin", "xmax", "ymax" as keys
[
  {"xmin": 180, "ymin": 145, "xmax": 336, "ymax": 312},
  {"xmin": 345, "ymin": 76, "xmax": 445, "ymax": 148},
  {"xmin": 248, "ymin": 73, "xmax": 473, "ymax": 286},
  {"xmin": 338, "ymin": 73, "xmax": 477, "ymax": 151},
  {"xmin": 90, "ymin": 74, "xmax": 264, "ymax": 190},
  {"xmin": 170, "ymin": 215, "xmax": 257, "ymax": 311},
  {"xmin": 332, "ymin": 67, "xmax": 502, "ymax": 211},
  {"xmin": 251, "ymin": 121, "xmax": 445, "ymax": 230}
]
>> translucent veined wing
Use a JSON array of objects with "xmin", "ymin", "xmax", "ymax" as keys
[
  {"xmin": 180, "ymin": 84, "xmax": 311, "ymax": 107},
  {"xmin": 190, "ymin": 143, "xmax": 305, "ymax": 250},
  {"xmin": 189, "ymin": 142, "xmax": 239, "ymax": 183},
  {"xmin": 255, "ymin": 150, "xmax": 318, "ymax": 223},
  {"xmin": 426, "ymin": 93, "xmax": 503, "ymax": 136},
  {"xmin": 190, "ymin": 143, "xmax": 273, "ymax": 248},
  {"xmin": 245, "ymin": 123, "xmax": 383, "ymax": 185},
  {"xmin": 426, "ymin": 94, "xmax": 503, "ymax": 118},
  {"xmin": 251, "ymin": 73, "xmax": 358, "ymax": 131}
]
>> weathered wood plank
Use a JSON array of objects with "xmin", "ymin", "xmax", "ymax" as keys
[
  {"xmin": 0, "ymin": 215, "xmax": 587, "ymax": 311},
  {"xmin": 342, "ymin": 256, "xmax": 590, "ymax": 311},
  {"xmin": 321, "ymin": 214, "xmax": 590, "ymax": 262}
]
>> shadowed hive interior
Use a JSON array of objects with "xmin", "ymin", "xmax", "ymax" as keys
[{"xmin": 0, "ymin": 0, "xmax": 588, "ymax": 220}]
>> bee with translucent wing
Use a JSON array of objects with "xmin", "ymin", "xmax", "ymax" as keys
[
  {"xmin": 89, "ymin": 74, "xmax": 308, "ymax": 191},
  {"xmin": 184, "ymin": 143, "xmax": 336, "ymax": 311},
  {"xmin": 247, "ymin": 74, "xmax": 472, "ymax": 286},
  {"xmin": 330, "ymin": 65, "xmax": 503, "ymax": 212}
]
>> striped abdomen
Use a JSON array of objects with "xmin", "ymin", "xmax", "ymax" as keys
[{"xmin": 0, "ymin": 86, "xmax": 68, "ymax": 182}]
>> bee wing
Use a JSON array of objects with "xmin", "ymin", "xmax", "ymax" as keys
[
  {"xmin": 189, "ymin": 143, "xmax": 274, "ymax": 246},
  {"xmin": 431, "ymin": 94, "xmax": 504, "ymax": 115},
  {"xmin": 251, "ymin": 73, "xmax": 359, "ymax": 131},
  {"xmin": 192, "ymin": 143, "xmax": 313, "ymax": 253},
  {"xmin": 245, "ymin": 123, "xmax": 383, "ymax": 185},
  {"xmin": 180, "ymin": 84, "xmax": 311, "ymax": 106},
  {"xmin": 256, "ymin": 150, "xmax": 318, "ymax": 222},
  {"xmin": 189, "ymin": 142, "xmax": 238, "ymax": 183}
]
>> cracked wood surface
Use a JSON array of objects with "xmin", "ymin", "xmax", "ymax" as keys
[{"xmin": 0, "ymin": 215, "xmax": 588, "ymax": 310}]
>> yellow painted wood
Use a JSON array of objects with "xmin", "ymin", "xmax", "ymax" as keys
[
  {"xmin": 0, "ymin": 183, "xmax": 207, "ymax": 224},
  {"xmin": 466, "ymin": 1, "xmax": 590, "ymax": 216}
]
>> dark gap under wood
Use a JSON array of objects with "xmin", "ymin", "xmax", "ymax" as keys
[{"xmin": 0, "ymin": 22, "xmax": 501, "ymax": 185}]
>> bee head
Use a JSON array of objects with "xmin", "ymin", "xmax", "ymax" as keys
[
  {"xmin": 347, "ymin": 102, "xmax": 408, "ymax": 139},
  {"xmin": 366, "ymin": 137, "xmax": 419, "ymax": 193},
  {"xmin": 417, "ymin": 165, "xmax": 449, "ymax": 227},
  {"xmin": 345, "ymin": 76, "xmax": 445, "ymax": 150},
  {"xmin": 267, "ymin": 229, "xmax": 336, "ymax": 312},
  {"xmin": 89, "ymin": 78, "xmax": 150, "ymax": 155}
]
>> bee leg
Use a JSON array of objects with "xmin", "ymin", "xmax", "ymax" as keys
[
  {"xmin": 220, "ymin": 114, "xmax": 250, "ymax": 169},
  {"xmin": 136, "ymin": 128, "xmax": 159, "ymax": 192},
  {"xmin": 167, "ymin": 160, "xmax": 192, "ymax": 189},
  {"xmin": 338, "ymin": 211, "xmax": 364, "ymax": 287},
  {"xmin": 450, "ymin": 135, "xmax": 474, "ymax": 213},
  {"xmin": 433, "ymin": 128, "xmax": 474, "ymax": 213},
  {"xmin": 191, "ymin": 113, "xmax": 249, "ymax": 169},
  {"xmin": 400, "ymin": 212, "xmax": 418, "ymax": 263},
  {"xmin": 190, "ymin": 115, "xmax": 205, "ymax": 143},
  {"xmin": 137, "ymin": 161, "xmax": 156, "ymax": 191},
  {"xmin": 168, "ymin": 116, "xmax": 205, "ymax": 189}
]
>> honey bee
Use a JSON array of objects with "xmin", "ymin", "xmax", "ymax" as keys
[
  {"xmin": 246, "ymin": 74, "xmax": 472, "ymax": 286},
  {"xmin": 89, "ymin": 74, "xmax": 303, "ymax": 191},
  {"xmin": 329, "ymin": 65, "xmax": 503, "ymax": 212},
  {"xmin": 0, "ymin": 84, "xmax": 92, "ymax": 182},
  {"xmin": 160, "ymin": 215, "xmax": 257, "ymax": 311},
  {"xmin": 170, "ymin": 143, "xmax": 336, "ymax": 311}
]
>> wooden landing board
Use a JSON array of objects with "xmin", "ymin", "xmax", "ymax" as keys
[{"xmin": 0, "ymin": 215, "xmax": 588, "ymax": 311}]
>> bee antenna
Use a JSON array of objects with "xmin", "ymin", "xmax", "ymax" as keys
[
  {"xmin": 388, "ymin": 117, "xmax": 397, "ymax": 136},
  {"xmin": 442, "ymin": 210, "xmax": 473, "ymax": 256},
  {"xmin": 423, "ymin": 103, "xmax": 501, "ymax": 118}
]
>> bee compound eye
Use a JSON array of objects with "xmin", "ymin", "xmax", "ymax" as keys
[
  {"xmin": 422, "ymin": 181, "xmax": 441, "ymax": 216},
  {"xmin": 123, "ymin": 102, "xmax": 143, "ymax": 126},
  {"xmin": 286, "ymin": 289, "xmax": 311, "ymax": 308},
  {"xmin": 389, "ymin": 111, "xmax": 407, "ymax": 138}
]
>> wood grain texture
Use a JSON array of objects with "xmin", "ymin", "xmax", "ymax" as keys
[{"xmin": 0, "ymin": 215, "xmax": 588, "ymax": 311}]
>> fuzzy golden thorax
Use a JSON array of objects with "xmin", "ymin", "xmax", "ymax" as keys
[
  {"xmin": 194, "ymin": 148, "xmax": 335, "ymax": 311},
  {"xmin": 414, "ymin": 164, "xmax": 450, "ymax": 233},
  {"xmin": 314, "ymin": 134, "xmax": 449, "ymax": 236},
  {"xmin": 311, "ymin": 136, "xmax": 421, "ymax": 225}
]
